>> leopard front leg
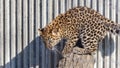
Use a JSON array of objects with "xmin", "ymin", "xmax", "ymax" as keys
[{"xmin": 62, "ymin": 38, "xmax": 79, "ymax": 57}]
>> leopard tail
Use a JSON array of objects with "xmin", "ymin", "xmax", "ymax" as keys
[{"xmin": 104, "ymin": 20, "xmax": 120, "ymax": 35}]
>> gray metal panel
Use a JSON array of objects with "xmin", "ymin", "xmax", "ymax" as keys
[{"xmin": 0, "ymin": 0, "xmax": 120, "ymax": 68}]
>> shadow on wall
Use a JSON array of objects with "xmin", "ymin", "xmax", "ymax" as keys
[
  {"xmin": 0, "ymin": 35, "xmax": 115, "ymax": 68},
  {"xmin": 0, "ymin": 36, "xmax": 63, "ymax": 68},
  {"xmin": 100, "ymin": 35, "xmax": 115, "ymax": 57}
]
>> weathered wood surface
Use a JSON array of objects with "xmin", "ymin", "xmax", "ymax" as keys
[{"xmin": 58, "ymin": 52, "xmax": 94, "ymax": 68}]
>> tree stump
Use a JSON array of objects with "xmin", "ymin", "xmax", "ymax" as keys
[{"xmin": 58, "ymin": 48, "xmax": 95, "ymax": 68}]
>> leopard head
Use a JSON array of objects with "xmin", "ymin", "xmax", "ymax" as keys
[{"xmin": 38, "ymin": 27, "xmax": 61, "ymax": 49}]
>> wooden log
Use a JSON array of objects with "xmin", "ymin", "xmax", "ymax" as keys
[{"xmin": 58, "ymin": 47, "xmax": 95, "ymax": 68}]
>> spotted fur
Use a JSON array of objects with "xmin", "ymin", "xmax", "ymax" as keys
[{"xmin": 38, "ymin": 6, "xmax": 120, "ymax": 56}]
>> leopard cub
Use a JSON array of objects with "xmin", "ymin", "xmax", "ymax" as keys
[{"xmin": 38, "ymin": 6, "xmax": 120, "ymax": 56}]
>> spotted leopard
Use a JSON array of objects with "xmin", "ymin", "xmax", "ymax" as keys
[{"xmin": 38, "ymin": 6, "xmax": 120, "ymax": 56}]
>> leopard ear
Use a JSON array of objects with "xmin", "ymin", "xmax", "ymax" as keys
[
  {"xmin": 38, "ymin": 28, "xmax": 44, "ymax": 35},
  {"xmin": 52, "ymin": 29, "xmax": 60, "ymax": 36}
]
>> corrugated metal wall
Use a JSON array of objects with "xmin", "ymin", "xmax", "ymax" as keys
[{"xmin": 0, "ymin": 0, "xmax": 120, "ymax": 68}]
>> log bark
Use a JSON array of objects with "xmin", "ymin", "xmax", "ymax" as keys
[{"xmin": 58, "ymin": 48, "xmax": 95, "ymax": 68}]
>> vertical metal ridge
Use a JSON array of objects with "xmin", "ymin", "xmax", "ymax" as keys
[
  {"xmin": 27, "ymin": 0, "xmax": 30, "ymax": 67},
  {"xmin": 0, "ymin": 0, "xmax": 4, "ymax": 67},
  {"xmin": 103, "ymin": 0, "xmax": 111, "ymax": 68},
  {"xmin": 60, "ymin": 0, "xmax": 65, "ymax": 13},
  {"xmin": 39, "ymin": 0, "xmax": 42, "ymax": 67},
  {"xmin": 52, "ymin": 0, "xmax": 55, "ymax": 19},
  {"xmin": 34, "ymin": 0, "xmax": 37, "ymax": 67},
  {"xmin": 116, "ymin": 0, "xmax": 119, "ymax": 68},
  {"xmin": 41, "ymin": 0, "xmax": 47, "ymax": 68},
  {"xmin": 51, "ymin": 0, "xmax": 55, "ymax": 67},
  {"xmin": 58, "ymin": 0, "xmax": 60, "ymax": 14},
  {"xmin": 3, "ymin": 0, "xmax": 5, "ymax": 67},
  {"xmin": 9, "ymin": 1, "xmax": 12, "ymax": 67},
  {"xmin": 22, "ymin": 0, "xmax": 29, "ymax": 67},
  {"xmin": 4, "ymin": 0, "xmax": 11, "ymax": 68},
  {"xmin": 90, "ymin": 0, "xmax": 92, "ymax": 8},
  {"xmin": 28, "ymin": 0, "xmax": 35, "ymax": 67},
  {"xmin": 117, "ymin": 0, "xmax": 120, "ymax": 67},
  {"xmin": 15, "ymin": 0, "xmax": 18, "ymax": 67},
  {"xmin": 45, "ymin": 0, "xmax": 48, "ymax": 66},
  {"xmin": 85, "ymin": 0, "xmax": 91, "ymax": 7},
  {"xmin": 21, "ymin": 0, "xmax": 24, "ymax": 67},
  {"xmin": 10, "ymin": 0, "xmax": 17, "ymax": 68},
  {"xmin": 84, "ymin": 0, "xmax": 86, "ymax": 6},
  {"xmin": 3, "ymin": 0, "xmax": 5, "ymax": 66},
  {"xmin": 110, "ymin": 0, "xmax": 117, "ymax": 68},
  {"xmin": 16, "ymin": 0, "xmax": 23, "ymax": 68},
  {"xmin": 79, "ymin": 0, "xmax": 84, "ymax": 6}
]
